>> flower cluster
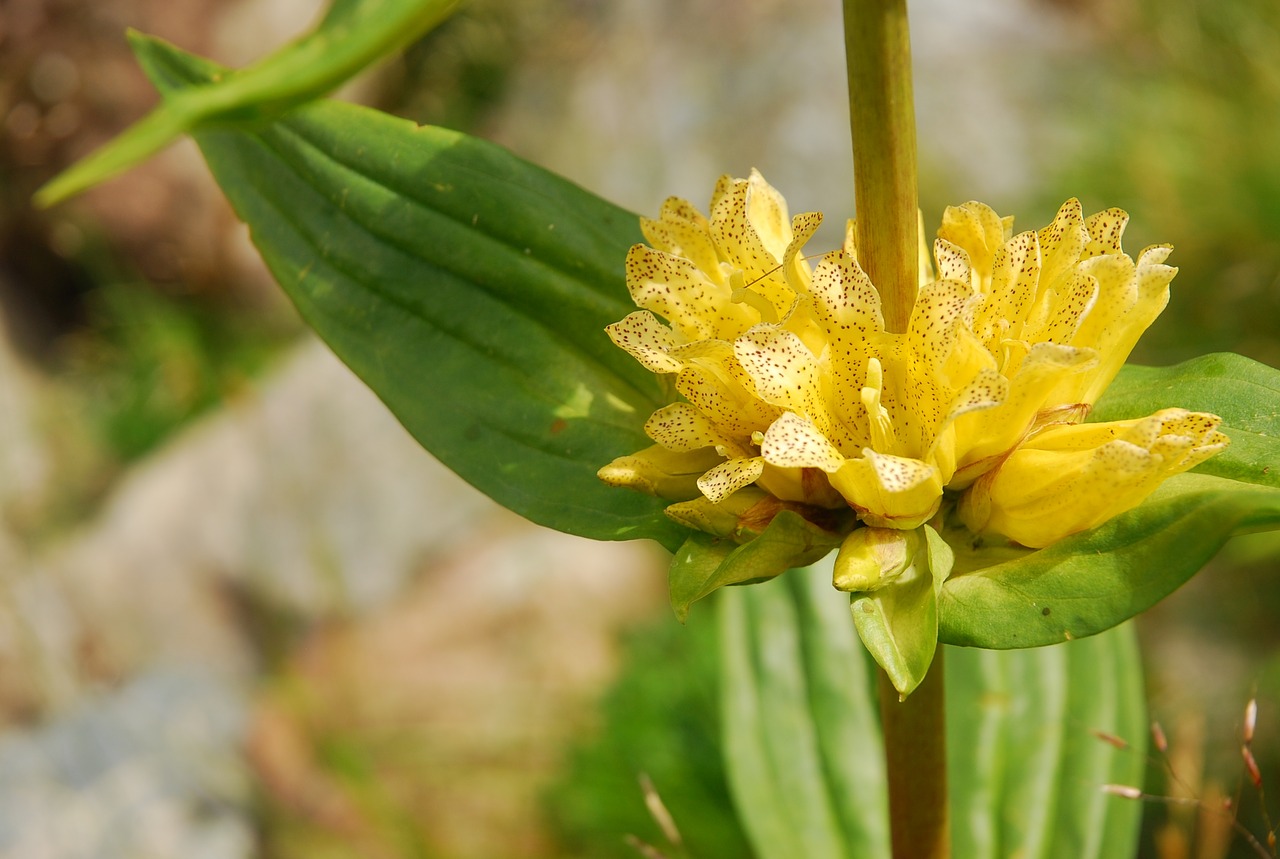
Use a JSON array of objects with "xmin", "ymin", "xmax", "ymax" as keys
[{"xmin": 599, "ymin": 171, "xmax": 1227, "ymax": 550}]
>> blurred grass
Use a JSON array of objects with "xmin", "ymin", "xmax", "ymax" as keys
[
  {"xmin": 542, "ymin": 605, "xmax": 754, "ymax": 859},
  {"xmin": 60, "ymin": 278, "xmax": 290, "ymax": 463},
  {"xmin": 1046, "ymin": 0, "xmax": 1280, "ymax": 369}
]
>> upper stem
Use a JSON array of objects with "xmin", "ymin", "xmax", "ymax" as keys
[{"xmin": 843, "ymin": 0, "xmax": 919, "ymax": 334}]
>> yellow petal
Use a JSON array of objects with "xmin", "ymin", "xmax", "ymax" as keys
[
  {"xmin": 933, "ymin": 238, "xmax": 973, "ymax": 286},
  {"xmin": 676, "ymin": 360, "xmax": 781, "ymax": 438},
  {"xmin": 897, "ymin": 278, "xmax": 996, "ymax": 455},
  {"xmin": 1083, "ymin": 207, "xmax": 1128, "ymax": 258},
  {"xmin": 734, "ymin": 325, "xmax": 829, "ymax": 425},
  {"xmin": 605, "ymin": 310, "xmax": 684, "ymax": 374},
  {"xmin": 664, "ymin": 486, "xmax": 774, "ymax": 538},
  {"xmin": 759, "ymin": 412, "xmax": 846, "ymax": 472},
  {"xmin": 640, "ymin": 196, "xmax": 722, "ymax": 283},
  {"xmin": 644, "ymin": 403, "xmax": 726, "ymax": 451},
  {"xmin": 743, "ymin": 168, "xmax": 793, "ymax": 261},
  {"xmin": 1019, "ymin": 271, "xmax": 1098, "ymax": 348},
  {"xmin": 973, "ymin": 229, "xmax": 1040, "ymax": 350},
  {"xmin": 958, "ymin": 408, "xmax": 1229, "ymax": 548},
  {"xmin": 707, "ymin": 173, "xmax": 795, "ymax": 318},
  {"xmin": 1076, "ymin": 247, "xmax": 1176, "ymax": 404},
  {"xmin": 830, "ymin": 450, "xmax": 944, "ymax": 530},
  {"xmin": 782, "ymin": 210, "xmax": 823, "ymax": 299},
  {"xmin": 937, "ymin": 201, "xmax": 1010, "ymax": 286},
  {"xmin": 810, "ymin": 249, "xmax": 884, "ymax": 439},
  {"xmin": 698, "ymin": 456, "xmax": 766, "ymax": 503},
  {"xmin": 950, "ymin": 342, "xmax": 1096, "ymax": 484},
  {"xmin": 626, "ymin": 244, "xmax": 753, "ymax": 341},
  {"xmin": 1035, "ymin": 198, "xmax": 1089, "ymax": 294}
]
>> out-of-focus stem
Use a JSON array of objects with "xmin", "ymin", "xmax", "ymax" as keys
[{"xmin": 843, "ymin": 0, "xmax": 919, "ymax": 334}]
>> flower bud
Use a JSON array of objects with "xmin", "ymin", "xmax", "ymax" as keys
[
  {"xmin": 833, "ymin": 526, "xmax": 923, "ymax": 592},
  {"xmin": 664, "ymin": 487, "xmax": 776, "ymax": 538},
  {"xmin": 597, "ymin": 444, "xmax": 724, "ymax": 500}
]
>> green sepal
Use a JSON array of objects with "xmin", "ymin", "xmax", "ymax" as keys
[
  {"xmin": 669, "ymin": 510, "xmax": 843, "ymax": 623},
  {"xmin": 850, "ymin": 526, "xmax": 953, "ymax": 698}
]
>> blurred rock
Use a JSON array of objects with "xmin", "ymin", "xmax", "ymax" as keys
[
  {"xmin": 0, "ymin": 667, "xmax": 252, "ymax": 859},
  {"xmin": 250, "ymin": 521, "xmax": 665, "ymax": 858},
  {"xmin": 3, "ymin": 338, "xmax": 505, "ymax": 720},
  {"xmin": 488, "ymin": 0, "xmax": 1087, "ymax": 241},
  {"xmin": 0, "ymin": 327, "xmax": 664, "ymax": 855}
]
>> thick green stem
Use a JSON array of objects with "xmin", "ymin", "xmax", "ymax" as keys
[
  {"xmin": 843, "ymin": 0, "xmax": 919, "ymax": 334},
  {"xmin": 878, "ymin": 649, "xmax": 949, "ymax": 859}
]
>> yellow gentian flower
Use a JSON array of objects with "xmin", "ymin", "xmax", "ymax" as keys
[{"xmin": 600, "ymin": 171, "xmax": 1228, "ymax": 550}]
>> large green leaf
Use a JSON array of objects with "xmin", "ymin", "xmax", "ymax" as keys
[
  {"xmin": 939, "ymin": 352, "xmax": 1280, "ymax": 648},
  {"xmin": 720, "ymin": 568, "xmax": 888, "ymax": 859},
  {"xmin": 130, "ymin": 39, "xmax": 683, "ymax": 548},
  {"xmin": 720, "ymin": 567, "xmax": 1146, "ymax": 859},
  {"xmin": 36, "ymin": 0, "xmax": 461, "ymax": 207},
  {"xmin": 948, "ymin": 621, "xmax": 1147, "ymax": 859}
]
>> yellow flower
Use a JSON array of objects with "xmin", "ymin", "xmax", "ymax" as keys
[{"xmin": 600, "ymin": 171, "xmax": 1228, "ymax": 550}]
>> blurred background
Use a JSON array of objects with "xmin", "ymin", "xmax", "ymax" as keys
[{"xmin": 0, "ymin": 0, "xmax": 1278, "ymax": 856}]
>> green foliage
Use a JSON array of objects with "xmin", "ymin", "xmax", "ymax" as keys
[
  {"xmin": 543, "ymin": 610, "xmax": 754, "ymax": 859},
  {"xmin": 941, "ymin": 474, "xmax": 1280, "ymax": 649},
  {"xmin": 35, "ymin": 0, "xmax": 462, "ymax": 207},
  {"xmin": 1093, "ymin": 353, "xmax": 1280, "ymax": 490},
  {"xmin": 722, "ymin": 569, "xmax": 1146, "ymax": 859},
  {"xmin": 721, "ymin": 568, "xmax": 888, "ymax": 859},
  {"xmin": 128, "ymin": 37, "xmax": 683, "ymax": 549},
  {"xmin": 948, "ymin": 621, "xmax": 1147, "ymax": 859},
  {"xmin": 64, "ymin": 282, "xmax": 288, "ymax": 462},
  {"xmin": 938, "ymin": 354, "xmax": 1280, "ymax": 649},
  {"xmin": 1048, "ymin": 0, "xmax": 1280, "ymax": 371}
]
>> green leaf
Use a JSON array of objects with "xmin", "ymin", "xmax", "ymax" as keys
[
  {"xmin": 850, "ymin": 526, "xmax": 953, "ymax": 697},
  {"xmin": 1094, "ymin": 352, "xmax": 1280, "ymax": 489},
  {"xmin": 35, "ymin": 0, "xmax": 461, "ymax": 206},
  {"xmin": 940, "ymin": 473, "xmax": 1280, "ymax": 648},
  {"xmin": 948, "ymin": 623, "xmax": 1147, "ymax": 859},
  {"xmin": 720, "ymin": 568, "xmax": 1146, "ymax": 859},
  {"xmin": 129, "ymin": 40, "xmax": 683, "ymax": 548},
  {"xmin": 720, "ymin": 569, "xmax": 889, "ymax": 859},
  {"xmin": 670, "ymin": 511, "xmax": 843, "ymax": 622}
]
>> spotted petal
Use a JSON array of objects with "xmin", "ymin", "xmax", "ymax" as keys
[{"xmin": 959, "ymin": 408, "xmax": 1228, "ymax": 547}]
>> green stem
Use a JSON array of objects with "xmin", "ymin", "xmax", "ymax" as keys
[
  {"xmin": 843, "ymin": 0, "xmax": 919, "ymax": 334},
  {"xmin": 845, "ymin": 0, "xmax": 942, "ymax": 851},
  {"xmin": 878, "ymin": 648, "xmax": 949, "ymax": 859}
]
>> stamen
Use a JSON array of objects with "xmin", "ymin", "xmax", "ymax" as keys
[
  {"xmin": 861, "ymin": 357, "xmax": 897, "ymax": 452},
  {"xmin": 730, "ymin": 270, "xmax": 780, "ymax": 324}
]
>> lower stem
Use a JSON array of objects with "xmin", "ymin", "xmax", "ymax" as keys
[{"xmin": 878, "ymin": 648, "xmax": 949, "ymax": 859}]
